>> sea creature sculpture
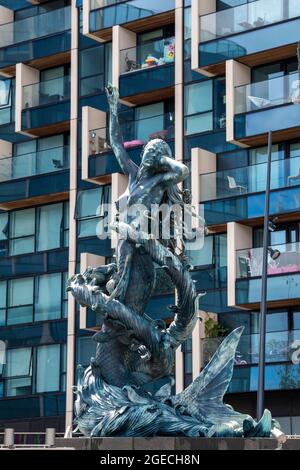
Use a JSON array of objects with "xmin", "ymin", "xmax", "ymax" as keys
[{"xmin": 68, "ymin": 86, "xmax": 281, "ymax": 438}]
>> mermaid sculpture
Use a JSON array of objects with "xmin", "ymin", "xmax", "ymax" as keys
[{"xmin": 68, "ymin": 86, "xmax": 281, "ymax": 438}]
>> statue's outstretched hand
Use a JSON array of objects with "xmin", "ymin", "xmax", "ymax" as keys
[{"xmin": 105, "ymin": 85, "xmax": 119, "ymax": 113}]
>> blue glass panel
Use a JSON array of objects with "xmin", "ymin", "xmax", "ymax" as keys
[
  {"xmin": 199, "ymin": 288, "xmax": 232, "ymax": 313},
  {"xmin": 203, "ymin": 186, "xmax": 300, "ymax": 226},
  {"xmin": 229, "ymin": 364, "xmax": 300, "ymax": 393},
  {"xmin": 0, "ymin": 396, "xmax": 40, "ymax": 420},
  {"xmin": 199, "ymin": 18, "xmax": 300, "ymax": 67},
  {"xmin": 184, "ymin": 131, "xmax": 238, "ymax": 160},
  {"xmin": 44, "ymin": 393, "xmax": 66, "ymax": 417},
  {"xmin": 21, "ymin": 101, "xmax": 70, "ymax": 130},
  {"xmin": 88, "ymin": 141, "xmax": 175, "ymax": 178},
  {"xmin": 119, "ymin": 63, "xmax": 174, "ymax": 98},
  {"xmin": 235, "ymin": 104, "xmax": 300, "ymax": 139},
  {"xmin": 236, "ymin": 273, "xmax": 300, "ymax": 305},
  {"xmin": 0, "ymin": 249, "xmax": 68, "ymax": 279},
  {"xmin": 191, "ymin": 267, "xmax": 228, "ymax": 291},
  {"xmin": 0, "ymin": 321, "xmax": 67, "ymax": 348},
  {"xmin": 145, "ymin": 294, "xmax": 175, "ymax": 320},
  {"xmin": 90, "ymin": 0, "xmax": 175, "ymax": 31},
  {"xmin": 77, "ymin": 237, "xmax": 113, "ymax": 259},
  {"xmin": 0, "ymin": 32, "xmax": 71, "ymax": 70},
  {"xmin": 0, "ymin": 171, "xmax": 69, "ymax": 205}
]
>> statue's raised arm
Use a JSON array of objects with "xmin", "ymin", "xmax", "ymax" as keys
[{"xmin": 106, "ymin": 85, "xmax": 138, "ymax": 179}]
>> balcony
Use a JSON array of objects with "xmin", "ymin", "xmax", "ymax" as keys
[
  {"xmin": 119, "ymin": 37, "xmax": 175, "ymax": 104},
  {"xmin": 0, "ymin": 146, "xmax": 69, "ymax": 209},
  {"xmin": 21, "ymin": 76, "xmax": 70, "ymax": 136},
  {"xmin": 197, "ymin": 0, "xmax": 300, "ymax": 75},
  {"xmin": 233, "ymin": 72, "xmax": 300, "ymax": 146},
  {"xmin": 202, "ymin": 329, "xmax": 300, "ymax": 368},
  {"xmin": 87, "ymin": 0, "xmax": 175, "ymax": 42},
  {"xmin": 0, "ymin": 6, "xmax": 71, "ymax": 74},
  {"xmin": 200, "ymin": 154, "xmax": 300, "ymax": 225},
  {"xmin": 88, "ymin": 111, "xmax": 175, "ymax": 179},
  {"xmin": 203, "ymin": 333, "xmax": 300, "ymax": 393},
  {"xmin": 236, "ymin": 242, "xmax": 300, "ymax": 308}
]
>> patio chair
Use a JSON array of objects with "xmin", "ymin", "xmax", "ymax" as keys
[{"xmin": 227, "ymin": 176, "xmax": 247, "ymax": 194}]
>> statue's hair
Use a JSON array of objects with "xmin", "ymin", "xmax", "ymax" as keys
[{"xmin": 137, "ymin": 138, "xmax": 189, "ymax": 256}]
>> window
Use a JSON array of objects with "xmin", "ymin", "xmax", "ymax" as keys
[
  {"xmin": 13, "ymin": 134, "xmax": 69, "ymax": 179},
  {"xmin": 184, "ymin": 81, "xmax": 213, "ymax": 135},
  {"xmin": 2, "ymin": 343, "xmax": 65, "ymax": 397},
  {"xmin": 76, "ymin": 186, "xmax": 111, "ymax": 238},
  {"xmin": 35, "ymin": 273, "xmax": 62, "ymax": 322},
  {"xmin": 0, "ymin": 79, "xmax": 12, "ymax": 126},
  {"xmin": 5, "ymin": 202, "xmax": 69, "ymax": 257},
  {"xmin": 186, "ymin": 233, "xmax": 227, "ymax": 269},
  {"xmin": 36, "ymin": 344, "xmax": 60, "ymax": 393},
  {"xmin": 4, "ymin": 348, "xmax": 32, "ymax": 397},
  {"xmin": 9, "ymin": 208, "xmax": 35, "ymax": 256},
  {"xmin": 0, "ymin": 281, "xmax": 6, "ymax": 326},
  {"xmin": 7, "ymin": 277, "xmax": 34, "ymax": 325},
  {"xmin": 62, "ymin": 272, "xmax": 68, "ymax": 318},
  {"xmin": 0, "ymin": 212, "xmax": 8, "ymax": 257},
  {"xmin": 135, "ymin": 102, "xmax": 164, "ymax": 142},
  {"xmin": 1, "ymin": 272, "xmax": 67, "ymax": 326},
  {"xmin": 77, "ymin": 336, "xmax": 96, "ymax": 368},
  {"xmin": 37, "ymin": 203, "xmax": 63, "ymax": 251},
  {"xmin": 80, "ymin": 43, "xmax": 111, "ymax": 96}
]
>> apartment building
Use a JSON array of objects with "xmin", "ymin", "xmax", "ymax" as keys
[{"xmin": 0, "ymin": 0, "xmax": 299, "ymax": 436}]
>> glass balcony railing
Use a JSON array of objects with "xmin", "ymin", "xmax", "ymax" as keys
[
  {"xmin": 200, "ymin": 154, "xmax": 300, "ymax": 202},
  {"xmin": 91, "ymin": 0, "xmax": 126, "ymax": 8},
  {"xmin": 202, "ymin": 329, "xmax": 300, "ymax": 367},
  {"xmin": 22, "ymin": 76, "xmax": 70, "ymax": 109},
  {"xmin": 89, "ymin": 112, "xmax": 175, "ymax": 154},
  {"xmin": 120, "ymin": 37, "xmax": 175, "ymax": 75},
  {"xmin": 236, "ymin": 242, "xmax": 300, "ymax": 279},
  {"xmin": 0, "ymin": 146, "xmax": 69, "ymax": 182},
  {"xmin": 0, "ymin": 6, "xmax": 71, "ymax": 49},
  {"xmin": 235, "ymin": 72, "xmax": 300, "ymax": 115},
  {"xmin": 200, "ymin": 0, "xmax": 300, "ymax": 43}
]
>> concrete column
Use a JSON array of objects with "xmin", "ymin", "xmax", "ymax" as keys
[
  {"xmin": 45, "ymin": 428, "xmax": 56, "ymax": 447},
  {"xmin": 226, "ymin": 59, "xmax": 251, "ymax": 146},
  {"xmin": 191, "ymin": 148, "xmax": 216, "ymax": 226},
  {"xmin": 191, "ymin": 0, "xmax": 216, "ymax": 76},
  {"xmin": 4, "ymin": 428, "xmax": 14, "ymax": 447},
  {"xmin": 81, "ymin": 105, "xmax": 107, "ymax": 182},
  {"xmin": 112, "ymin": 25, "xmax": 136, "ymax": 106},
  {"xmin": 65, "ymin": 0, "xmax": 79, "ymax": 435},
  {"xmin": 0, "ymin": 140, "xmax": 12, "ymax": 182},
  {"xmin": 175, "ymin": 1, "xmax": 183, "ymax": 161},
  {"xmin": 79, "ymin": 253, "xmax": 106, "ymax": 329},
  {"xmin": 227, "ymin": 222, "xmax": 253, "ymax": 308},
  {"xmin": 15, "ymin": 63, "xmax": 39, "ymax": 135}
]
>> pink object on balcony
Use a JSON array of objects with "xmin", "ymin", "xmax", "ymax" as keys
[
  {"xmin": 123, "ymin": 140, "xmax": 144, "ymax": 149},
  {"xmin": 267, "ymin": 264, "xmax": 300, "ymax": 275}
]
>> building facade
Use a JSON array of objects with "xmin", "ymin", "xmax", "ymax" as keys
[{"xmin": 0, "ymin": 0, "xmax": 299, "ymax": 436}]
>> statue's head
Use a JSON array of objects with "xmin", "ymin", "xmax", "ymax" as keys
[{"xmin": 137, "ymin": 139, "xmax": 173, "ymax": 180}]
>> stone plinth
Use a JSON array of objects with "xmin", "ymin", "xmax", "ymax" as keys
[{"xmin": 55, "ymin": 437, "xmax": 300, "ymax": 451}]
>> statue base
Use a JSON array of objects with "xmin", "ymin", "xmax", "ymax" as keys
[{"xmin": 55, "ymin": 437, "xmax": 300, "ymax": 451}]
